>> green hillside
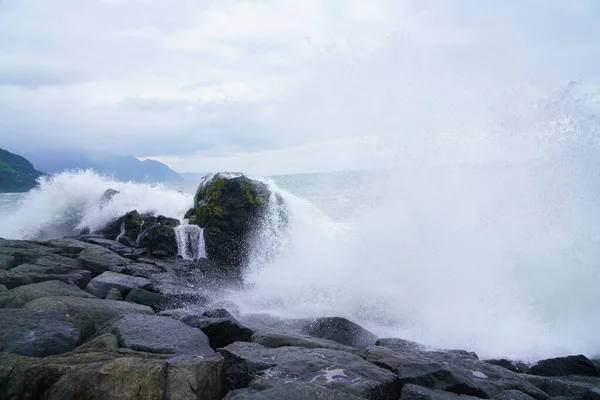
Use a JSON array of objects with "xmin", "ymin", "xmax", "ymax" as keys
[{"xmin": 0, "ymin": 148, "xmax": 44, "ymax": 193}]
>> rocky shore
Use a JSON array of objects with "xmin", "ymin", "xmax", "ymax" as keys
[{"xmin": 0, "ymin": 174, "xmax": 598, "ymax": 400}]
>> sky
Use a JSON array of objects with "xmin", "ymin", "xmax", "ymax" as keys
[{"xmin": 1, "ymin": 0, "xmax": 599, "ymax": 175}]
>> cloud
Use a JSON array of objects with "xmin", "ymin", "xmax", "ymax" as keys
[{"xmin": 0, "ymin": 0, "xmax": 599, "ymax": 174}]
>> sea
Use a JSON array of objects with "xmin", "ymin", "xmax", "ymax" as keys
[{"xmin": 1, "ymin": 164, "xmax": 599, "ymax": 362}]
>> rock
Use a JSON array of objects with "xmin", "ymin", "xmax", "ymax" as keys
[
  {"xmin": 301, "ymin": 316, "xmax": 378, "ymax": 348},
  {"xmin": 377, "ymin": 338, "xmax": 430, "ymax": 352},
  {"xmin": 0, "ymin": 268, "xmax": 91, "ymax": 289},
  {"xmin": 0, "ymin": 240, "xmax": 61, "ymax": 265},
  {"xmin": 493, "ymin": 390, "xmax": 538, "ymax": 400},
  {"xmin": 11, "ymin": 254, "xmax": 81, "ymax": 274},
  {"xmin": 76, "ymin": 247, "xmax": 130, "ymax": 276},
  {"xmin": 0, "ymin": 291, "xmax": 26, "ymax": 308},
  {"xmin": 528, "ymin": 355, "xmax": 600, "ymax": 377},
  {"xmin": 43, "ymin": 238, "xmax": 107, "ymax": 255},
  {"xmin": 188, "ymin": 173, "xmax": 278, "ymax": 267},
  {"xmin": 181, "ymin": 314, "xmax": 253, "ymax": 349},
  {"xmin": 0, "ymin": 284, "xmax": 7, "ymax": 293},
  {"xmin": 84, "ymin": 271, "xmax": 152, "ymax": 298},
  {"xmin": 251, "ymin": 331, "xmax": 366, "ymax": 357},
  {"xmin": 75, "ymin": 333, "xmax": 119, "ymax": 352},
  {"xmin": 0, "ymin": 254, "xmax": 14, "ymax": 270},
  {"xmin": 25, "ymin": 296, "xmax": 154, "ymax": 329},
  {"xmin": 138, "ymin": 224, "xmax": 178, "ymax": 258},
  {"xmin": 100, "ymin": 209, "xmax": 144, "ymax": 243},
  {"xmin": 125, "ymin": 287, "xmax": 180, "ymax": 311},
  {"xmin": 0, "ymin": 309, "xmax": 81, "ymax": 356},
  {"xmin": 365, "ymin": 345, "xmax": 549, "ymax": 399},
  {"xmin": 224, "ymin": 382, "xmax": 364, "ymax": 400},
  {"xmin": 11, "ymin": 280, "xmax": 96, "ymax": 302},
  {"xmin": 125, "ymin": 261, "xmax": 166, "ymax": 278},
  {"xmin": 485, "ymin": 359, "xmax": 531, "ymax": 374},
  {"xmin": 0, "ymin": 350, "xmax": 225, "ymax": 400},
  {"xmin": 105, "ymin": 287, "xmax": 123, "ymax": 300},
  {"xmin": 106, "ymin": 314, "xmax": 213, "ymax": 355},
  {"xmin": 165, "ymin": 354, "xmax": 225, "ymax": 400},
  {"xmin": 400, "ymin": 384, "xmax": 483, "ymax": 400},
  {"xmin": 218, "ymin": 341, "xmax": 400, "ymax": 399},
  {"xmin": 523, "ymin": 375, "xmax": 600, "ymax": 398}
]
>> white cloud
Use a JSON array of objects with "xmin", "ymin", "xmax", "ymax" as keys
[{"xmin": 0, "ymin": 0, "xmax": 599, "ymax": 174}]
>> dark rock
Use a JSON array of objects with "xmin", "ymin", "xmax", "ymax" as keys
[
  {"xmin": 105, "ymin": 314, "xmax": 213, "ymax": 355},
  {"xmin": 251, "ymin": 331, "xmax": 365, "ymax": 357},
  {"xmin": 377, "ymin": 338, "xmax": 429, "ymax": 352},
  {"xmin": 301, "ymin": 316, "xmax": 378, "ymax": 348},
  {"xmin": 0, "ymin": 284, "xmax": 7, "ymax": 293},
  {"xmin": 76, "ymin": 247, "xmax": 130, "ymax": 276},
  {"xmin": 493, "ymin": 390, "xmax": 537, "ymax": 400},
  {"xmin": 11, "ymin": 254, "xmax": 81, "ymax": 274},
  {"xmin": 486, "ymin": 359, "xmax": 531, "ymax": 374},
  {"xmin": 125, "ymin": 287, "xmax": 180, "ymax": 311},
  {"xmin": 528, "ymin": 355, "xmax": 600, "ymax": 377},
  {"xmin": 365, "ymin": 345, "xmax": 549, "ymax": 399},
  {"xmin": 181, "ymin": 315, "xmax": 253, "ymax": 349},
  {"xmin": 0, "ymin": 291, "xmax": 25, "ymax": 308},
  {"xmin": 25, "ymin": 295, "xmax": 154, "ymax": 329},
  {"xmin": 0, "ymin": 268, "xmax": 91, "ymax": 289},
  {"xmin": 75, "ymin": 332, "xmax": 119, "ymax": 352},
  {"xmin": 105, "ymin": 287, "xmax": 123, "ymax": 300},
  {"xmin": 448, "ymin": 350, "xmax": 479, "ymax": 360},
  {"xmin": 138, "ymin": 224, "xmax": 178, "ymax": 258},
  {"xmin": 0, "ymin": 309, "xmax": 81, "ymax": 356},
  {"xmin": 11, "ymin": 280, "xmax": 96, "ymax": 302},
  {"xmin": 43, "ymin": 238, "xmax": 107, "ymax": 255},
  {"xmin": 0, "ymin": 254, "xmax": 14, "ymax": 270},
  {"xmin": 188, "ymin": 173, "xmax": 280, "ymax": 267},
  {"xmin": 100, "ymin": 209, "xmax": 144, "ymax": 242},
  {"xmin": 0, "ymin": 240, "xmax": 61, "ymax": 265},
  {"xmin": 84, "ymin": 270, "xmax": 152, "ymax": 298},
  {"xmin": 165, "ymin": 354, "xmax": 225, "ymax": 400},
  {"xmin": 203, "ymin": 307, "xmax": 238, "ymax": 320},
  {"xmin": 125, "ymin": 261, "xmax": 165, "ymax": 278},
  {"xmin": 400, "ymin": 384, "xmax": 483, "ymax": 400},
  {"xmin": 524, "ymin": 375, "xmax": 600, "ymax": 398},
  {"xmin": 218, "ymin": 341, "xmax": 400, "ymax": 399},
  {"xmin": 224, "ymin": 382, "xmax": 364, "ymax": 400}
]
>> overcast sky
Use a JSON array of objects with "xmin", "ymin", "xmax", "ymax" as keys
[{"xmin": 1, "ymin": 0, "xmax": 599, "ymax": 175}]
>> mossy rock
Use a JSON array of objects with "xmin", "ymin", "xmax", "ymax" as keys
[{"xmin": 188, "ymin": 173, "xmax": 272, "ymax": 266}]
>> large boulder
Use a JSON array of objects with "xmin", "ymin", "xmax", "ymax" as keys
[
  {"xmin": 11, "ymin": 280, "xmax": 96, "ymax": 302},
  {"xmin": 76, "ymin": 247, "xmax": 130, "ymax": 276},
  {"xmin": 138, "ymin": 224, "xmax": 179, "ymax": 258},
  {"xmin": 0, "ymin": 309, "xmax": 82, "ymax": 356},
  {"xmin": 186, "ymin": 173, "xmax": 284, "ymax": 267},
  {"xmin": 84, "ymin": 271, "xmax": 152, "ymax": 299},
  {"xmin": 528, "ymin": 355, "xmax": 600, "ymax": 377},
  {"xmin": 301, "ymin": 317, "xmax": 379, "ymax": 348}
]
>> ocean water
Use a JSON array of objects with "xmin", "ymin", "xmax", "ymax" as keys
[{"xmin": 0, "ymin": 163, "xmax": 599, "ymax": 362}]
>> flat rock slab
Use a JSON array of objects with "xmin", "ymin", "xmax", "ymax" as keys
[
  {"xmin": 106, "ymin": 314, "xmax": 213, "ymax": 355},
  {"xmin": 43, "ymin": 239, "xmax": 107, "ymax": 255},
  {"xmin": 251, "ymin": 331, "xmax": 365, "ymax": 357},
  {"xmin": 0, "ymin": 269, "xmax": 91, "ymax": 290},
  {"xmin": 0, "ymin": 309, "xmax": 80, "ymax": 357},
  {"xmin": 0, "ymin": 350, "xmax": 225, "ymax": 400},
  {"xmin": 76, "ymin": 248, "xmax": 130, "ymax": 276},
  {"xmin": 366, "ymin": 345, "xmax": 548, "ymax": 399},
  {"xmin": 11, "ymin": 280, "xmax": 96, "ymax": 302},
  {"xmin": 85, "ymin": 271, "xmax": 152, "ymax": 298},
  {"xmin": 218, "ymin": 341, "xmax": 399, "ymax": 400},
  {"xmin": 25, "ymin": 296, "xmax": 154, "ymax": 329},
  {"xmin": 11, "ymin": 254, "xmax": 81, "ymax": 275},
  {"xmin": 225, "ymin": 382, "xmax": 365, "ymax": 400}
]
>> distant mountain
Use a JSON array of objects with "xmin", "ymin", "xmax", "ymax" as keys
[
  {"xmin": 23, "ymin": 149, "xmax": 182, "ymax": 183},
  {"xmin": 0, "ymin": 148, "xmax": 44, "ymax": 193},
  {"xmin": 179, "ymin": 172, "xmax": 209, "ymax": 181}
]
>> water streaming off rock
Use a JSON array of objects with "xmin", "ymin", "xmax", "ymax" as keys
[{"xmin": 175, "ymin": 224, "xmax": 206, "ymax": 260}]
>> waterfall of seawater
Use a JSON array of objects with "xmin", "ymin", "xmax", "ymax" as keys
[{"xmin": 175, "ymin": 224, "xmax": 206, "ymax": 260}]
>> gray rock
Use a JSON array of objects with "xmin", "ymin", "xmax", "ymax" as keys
[
  {"xmin": 75, "ymin": 333, "xmax": 119, "ymax": 352},
  {"xmin": 43, "ymin": 238, "xmax": 107, "ymax": 255},
  {"xmin": 0, "ymin": 284, "xmax": 7, "ymax": 293},
  {"xmin": 529, "ymin": 355, "xmax": 600, "ymax": 378},
  {"xmin": 251, "ymin": 331, "xmax": 365, "ymax": 357},
  {"xmin": 125, "ymin": 262, "xmax": 165, "ymax": 278},
  {"xmin": 493, "ymin": 390, "xmax": 537, "ymax": 400},
  {"xmin": 0, "ymin": 255, "xmax": 14, "ymax": 270},
  {"xmin": 224, "ymin": 382, "xmax": 364, "ymax": 400},
  {"xmin": 11, "ymin": 280, "xmax": 96, "ymax": 302},
  {"xmin": 106, "ymin": 314, "xmax": 213, "ymax": 355},
  {"xmin": 218, "ymin": 341, "xmax": 400, "ymax": 399},
  {"xmin": 105, "ymin": 287, "xmax": 123, "ymax": 300},
  {"xmin": 485, "ymin": 359, "xmax": 531, "ymax": 374},
  {"xmin": 0, "ymin": 269, "xmax": 91, "ymax": 289},
  {"xmin": 125, "ymin": 287, "xmax": 179, "ymax": 311},
  {"xmin": 400, "ymin": 384, "xmax": 483, "ymax": 400},
  {"xmin": 524, "ymin": 375, "xmax": 600, "ymax": 398},
  {"xmin": 11, "ymin": 254, "xmax": 81, "ymax": 274},
  {"xmin": 377, "ymin": 338, "xmax": 431, "ymax": 352},
  {"xmin": 0, "ymin": 309, "xmax": 81, "ymax": 356},
  {"xmin": 84, "ymin": 271, "xmax": 152, "ymax": 298},
  {"xmin": 0, "ymin": 240, "xmax": 61, "ymax": 265},
  {"xmin": 25, "ymin": 296, "xmax": 154, "ymax": 329},
  {"xmin": 165, "ymin": 354, "xmax": 225, "ymax": 400},
  {"xmin": 365, "ymin": 345, "xmax": 548, "ymax": 399},
  {"xmin": 76, "ymin": 247, "xmax": 130, "ymax": 276},
  {"xmin": 301, "ymin": 316, "xmax": 378, "ymax": 348},
  {"xmin": 0, "ymin": 292, "xmax": 25, "ymax": 308},
  {"xmin": 181, "ymin": 314, "xmax": 253, "ymax": 349}
]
